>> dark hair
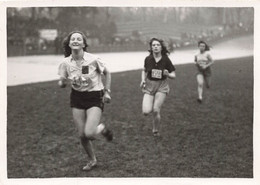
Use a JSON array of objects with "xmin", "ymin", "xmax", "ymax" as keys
[
  {"xmin": 198, "ymin": 40, "xmax": 211, "ymax": 51},
  {"xmin": 63, "ymin": 31, "xmax": 88, "ymax": 57},
  {"xmin": 148, "ymin": 38, "xmax": 169, "ymax": 56}
]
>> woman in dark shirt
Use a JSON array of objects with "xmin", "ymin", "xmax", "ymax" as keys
[{"xmin": 140, "ymin": 38, "xmax": 176, "ymax": 137}]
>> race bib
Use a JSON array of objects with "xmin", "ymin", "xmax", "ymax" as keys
[{"xmin": 151, "ymin": 69, "xmax": 162, "ymax": 79}]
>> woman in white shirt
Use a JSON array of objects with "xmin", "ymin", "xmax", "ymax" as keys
[
  {"xmin": 194, "ymin": 40, "xmax": 214, "ymax": 103},
  {"xmin": 58, "ymin": 31, "xmax": 113, "ymax": 171}
]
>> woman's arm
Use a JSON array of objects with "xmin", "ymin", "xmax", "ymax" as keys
[
  {"xmin": 103, "ymin": 66, "xmax": 112, "ymax": 103},
  {"xmin": 194, "ymin": 55, "xmax": 202, "ymax": 68},
  {"xmin": 103, "ymin": 66, "xmax": 111, "ymax": 90},
  {"xmin": 205, "ymin": 54, "xmax": 214, "ymax": 68},
  {"xmin": 58, "ymin": 77, "xmax": 67, "ymax": 88},
  {"xmin": 58, "ymin": 62, "xmax": 68, "ymax": 88},
  {"xmin": 163, "ymin": 70, "xmax": 176, "ymax": 79},
  {"xmin": 194, "ymin": 55, "xmax": 198, "ymax": 63},
  {"xmin": 164, "ymin": 57, "xmax": 176, "ymax": 79},
  {"xmin": 168, "ymin": 71, "xmax": 176, "ymax": 79},
  {"xmin": 140, "ymin": 69, "xmax": 147, "ymax": 88}
]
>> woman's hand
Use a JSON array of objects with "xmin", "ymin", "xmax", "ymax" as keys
[
  {"xmin": 140, "ymin": 81, "xmax": 146, "ymax": 88},
  {"xmin": 140, "ymin": 80, "xmax": 146, "ymax": 88},
  {"xmin": 103, "ymin": 92, "xmax": 111, "ymax": 103},
  {"xmin": 140, "ymin": 70, "xmax": 147, "ymax": 88},
  {"xmin": 72, "ymin": 76, "xmax": 81, "ymax": 85},
  {"xmin": 163, "ymin": 69, "xmax": 169, "ymax": 77},
  {"xmin": 58, "ymin": 78, "xmax": 67, "ymax": 88}
]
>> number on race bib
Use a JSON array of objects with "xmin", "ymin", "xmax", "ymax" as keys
[{"xmin": 151, "ymin": 69, "xmax": 162, "ymax": 79}]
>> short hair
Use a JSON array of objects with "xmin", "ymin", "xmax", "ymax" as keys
[
  {"xmin": 63, "ymin": 31, "xmax": 88, "ymax": 57},
  {"xmin": 148, "ymin": 38, "xmax": 169, "ymax": 56}
]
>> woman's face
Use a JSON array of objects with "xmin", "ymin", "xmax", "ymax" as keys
[
  {"xmin": 151, "ymin": 40, "xmax": 162, "ymax": 54},
  {"xmin": 199, "ymin": 43, "xmax": 206, "ymax": 52},
  {"xmin": 69, "ymin": 32, "xmax": 85, "ymax": 50}
]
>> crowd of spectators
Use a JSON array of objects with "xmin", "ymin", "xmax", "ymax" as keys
[
  {"xmin": 170, "ymin": 22, "xmax": 254, "ymax": 51},
  {"xmin": 7, "ymin": 17, "xmax": 253, "ymax": 56}
]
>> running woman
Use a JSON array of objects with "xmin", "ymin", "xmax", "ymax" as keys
[
  {"xmin": 195, "ymin": 40, "xmax": 214, "ymax": 103},
  {"xmin": 140, "ymin": 38, "xmax": 176, "ymax": 137},
  {"xmin": 58, "ymin": 31, "xmax": 113, "ymax": 171}
]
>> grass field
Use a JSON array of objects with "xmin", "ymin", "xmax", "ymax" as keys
[{"xmin": 7, "ymin": 56, "xmax": 253, "ymax": 178}]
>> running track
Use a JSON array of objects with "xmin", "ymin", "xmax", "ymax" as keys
[{"xmin": 7, "ymin": 35, "xmax": 253, "ymax": 86}]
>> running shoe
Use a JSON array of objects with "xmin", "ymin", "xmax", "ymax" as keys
[
  {"xmin": 197, "ymin": 98, "xmax": 203, "ymax": 103},
  {"xmin": 102, "ymin": 128, "xmax": 113, "ymax": 141},
  {"xmin": 82, "ymin": 160, "xmax": 97, "ymax": 171},
  {"xmin": 153, "ymin": 131, "xmax": 160, "ymax": 137}
]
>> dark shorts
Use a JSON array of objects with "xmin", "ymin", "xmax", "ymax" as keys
[
  {"xmin": 197, "ymin": 66, "xmax": 212, "ymax": 77},
  {"xmin": 70, "ymin": 88, "xmax": 104, "ymax": 111}
]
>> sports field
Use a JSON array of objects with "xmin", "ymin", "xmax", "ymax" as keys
[{"xmin": 7, "ymin": 56, "xmax": 253, "ymax": 178}]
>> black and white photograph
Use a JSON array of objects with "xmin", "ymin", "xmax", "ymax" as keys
[{"xmin": 1, "ymin": 0, "xmax": 259, "ymax": 185}]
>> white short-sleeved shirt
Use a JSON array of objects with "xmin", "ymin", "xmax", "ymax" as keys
[
  {"xmin": 195, "ymin": 51, "xmax": 211, "ymax": 66},
  {"xmin": 58, "ymin": 52, "xmax": 106, "ymax": 92}
]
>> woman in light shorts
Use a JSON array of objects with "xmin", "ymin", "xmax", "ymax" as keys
[
  {"xmin": 195, "ymin": 40, "xmax": 214, "ymax": 103},
  {"xmin": 58, "ymin": 31, "xmax": 113, "ymax": 171},
  {"xmin": 140, "ymin": 38, "xmax": 176, "ymax": 137}
]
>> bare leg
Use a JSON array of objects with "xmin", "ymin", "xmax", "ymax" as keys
[
  {"xmin": 72, "ymin": 108, "xmax": 97, "ymax": 170},
  {"xmin": 196, "ymin": 74, "xmax": 204, "ymax": 102},
  {"xmin": 84, "ymin": 107, "xmax": 113, "ymax": 141},
  {"xmin": 80, "ymin": 137, "xmax": 96, "ymax": 162},
  {"xmin": 205, "ymin": 76, "xmax": 211, "ymax": 89},
  {"xmin": 142, "ymin": 93, "xmax": 154, "ymax": 116},
  {"xmin": 152, "ymin": 92, "xmax": 167, "ymax": 135},
  {"xmin": 84, "ymin": 107, "xmax": 103, "ymax": 138}
]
